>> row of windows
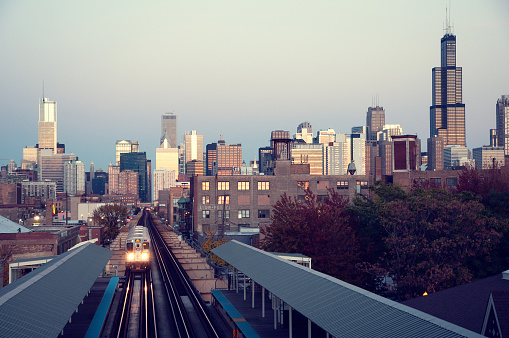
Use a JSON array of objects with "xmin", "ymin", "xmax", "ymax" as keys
[
  {"xmin": 202, "ymin": 209, "xmax": 271, "ymax": 219},
  {"xmin": 202, "ymin": 181, "xmax": 269, "ymax": 191}
]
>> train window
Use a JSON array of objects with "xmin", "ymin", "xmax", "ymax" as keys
[{"xmin": 126, "ymin": 243, "xmax": 133, "ymax": 252}]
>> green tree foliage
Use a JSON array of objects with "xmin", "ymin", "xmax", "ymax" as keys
[
  {"xmin": 260, "ymin": 188, "xmax": 363, "ymax": 285},
  {"xmin": 360, "ymin": 186, "xmax": 501, "ymax": 301},
  {"xmin": 93, "ymin": 203, "xmax": 129, "ymax": 242}
]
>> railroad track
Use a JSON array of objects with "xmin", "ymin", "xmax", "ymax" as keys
[
  {"xmin": 148, "ymin": 211, "xmax": 221, "ymax": 338},
  {"xmin": 116, "ymin": 270, "xmax": 156, "ymax": 338}
]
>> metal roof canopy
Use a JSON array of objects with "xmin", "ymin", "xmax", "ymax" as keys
[
  {"xmin": 212, "ymin": 240, "xmax": 483, "ymax": 338},
  {"xmin": 0, "ymin": 243, "xmax": 113, "ymax": 338}
]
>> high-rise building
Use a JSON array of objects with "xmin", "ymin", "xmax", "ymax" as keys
[
  {"xmin": 118, "ymin": 170, "xmax": 139, "ymax": 196},
  {"xmin": 444, "ymin": 145, "xmax": 469, "ymax": 169},
  {"xmin": 38, "ymin": 97, "xmax": 57, "ymax": 153},
  {"xmin": 366, "ymin": 106, "xmax": 385, "ymax": 141},
  {"xmin": 472, "ymin": 146, "xmax": 505, "ymax": 169},
  {"xmin": 156, "ymin": 137, "xmax": 179, "ymax": 174},
  {"xmin": 294, "ymin": 122, "xmax": 313, "ymax": 143},
  {"xmin": 392, "ymin": 135, "xmax": 421, "ymax": 173},
  {"xmin": 335, "ymin": 134, "xmax": 367, "ymax": 175},
  {"xmin": 291, "ymin": 143, "xmax": 324, "ymax": 175},
  {"xmin": 108, "ymin": 164, "xmax": 120, "ymax": 194},
  {"xmin": 115, "ymin": 140, "xmax": 139, "ymax": 165},
  {"xmin": 205, "ymin": 138, "xmax": 242, "ymax": 176},
  {"xmin": 161, "ymin": 113, "xmax": 177, "ymax": 148},
  {"xmin": 120, "ymin": 152, "xmax": 148, "ymax": 202},
  {"xmin": 377, "ymin": 124, "xmax": 403, "ymax": 141},
  {"xmin": 496, "ymin": 95, "xmax": 509, "ymax": 156},
  {"xmin": 430, "ymin": 22, "xmax": 466, "ymax": 147},
  {"xmin": 63, "ymin": 160, "xmax": 85, "ymax": 195},
  {"xmin": 153, "ymin": 169, "xmax": 176, "ymax": 201},
  {"xmin": 316, "ymin": 129, "xmax": 336, "ymax": 144},
  {"xmin": 427, "ymin": 136, "xmax": 445, "ymax": 171},
  {"xmin": 184, "ymin": 130, "xmax": 203, "ymax": 174},
  {"xmin": 39, "ymin": 151, "xmax": 78, "ymax": 192}
]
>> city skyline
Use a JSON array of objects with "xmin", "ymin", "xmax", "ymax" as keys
[{"xmin": 1, "ymin": 1, "xmax": 508, "ymax": 170}]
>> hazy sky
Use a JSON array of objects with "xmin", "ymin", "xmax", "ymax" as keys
[{"xmin": 1, "ymin": 0, "xmax": 508, "ymax": 171}]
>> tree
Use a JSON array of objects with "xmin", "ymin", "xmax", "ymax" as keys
[
  {"xmin": 260, "ymin": 189, "xmax": 363, "ymax": 285},
  {"xmin": 93, "ymin": 203, "xmax": 129, "ymax": 242},
  {"xmin": 201, "ymin": 230, "xmax": 229, "ymax": 266},
  {"xmin": 361, "ymin": 188, "xmax": 502, "ymax": 301}
]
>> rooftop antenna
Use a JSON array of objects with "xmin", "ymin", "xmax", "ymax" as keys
[
  {"xmin": 445, "ymin": 0, "xmax": 452, "ymax": 35},
  {"xmin": 42, "ymin": 81, "xmax": 45, "ymax": 100}
]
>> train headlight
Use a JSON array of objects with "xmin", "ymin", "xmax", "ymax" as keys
[
  {"xmin": 142, "ymin": 252, "xmax": 149, "ymax": 260},
  {"xmin": 127, "ymin": 253, "xmax": 134, "ymax": 261}
]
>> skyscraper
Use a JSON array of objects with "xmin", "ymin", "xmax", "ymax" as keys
[
  {"xmin": 161, "ymin": 113, "xmax": 177, "ymax": 148},
  {"xmin": 429, "ymin": 20, "xmax": 466, "ymax": 147},
  {"xmin": 38, "ymin": 97, "xmax": 57, "ymax": 153},
  {"xmin": 205, "ymin": 138, "xmax": 242, "ymax": 176},
  {"xmin": 496, "ymin": 95, "xmax": 509, "ymax": 156},
  {"xmin": 366, "ymin": 106, "xmax": 385, "ymax": 141},
  {"xmin": 63, "ymin": 160, "xmax": 85, "ymax": 195},
  {"xmin": 184, "ymin": 130, "xmax": 203, "ymax": 174},
  {"xmin": 120, "ymin": 152, "xmax": 148, "ymax": 202},
  {"xmin": 156, "ymin": 136, "xmax": 179, "ymax": 173},
  {"xmin": 115, "ymin": 140, "xmax": 139, "ymax": 165}
]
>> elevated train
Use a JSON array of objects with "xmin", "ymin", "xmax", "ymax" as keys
[{"xmin": 125, "ymin": 225, "xmax": 151, "ymax": 271}]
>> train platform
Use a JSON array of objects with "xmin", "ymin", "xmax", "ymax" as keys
[{"xmin": 212, "ymin": 289, "xmax": 289, "ymax": 338}]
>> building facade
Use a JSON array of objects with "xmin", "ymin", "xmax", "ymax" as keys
[
  {"xmin": 184, "ymin": 130, "xmax": 203, "ymax": 174},
  {"xmin": 38, "ymin": 97, "xmax": 57, "ymax": 153},
  {"xmin": 119, "ymin": 152, "xmax": 148, "ymax": 202},
  {"xmin": 153, "ymin": 168, "xmax": 176, "ymax": 201},
  {"xmin": 472, "ymin": 146, "xmax": 505, "ymax": 169},
  {"xmin": 496, "ymin": 95, "xmax": 509, "ymax": 156},
  {"xmin": 39, "ymin": 152, "xmax": 78, "ymax": 193},
  {"xmin": 191, "ymin": 161, "xmax": 373, "ymax": 234},
  {"xmin": 206, "ymin": 139, "xmax": 242, "ymax": 176},
  {"xmin": 63, "ymin": 160, "xmax": 85, "ymax": 195},
  {"xmin": 156, "ymin": 137, "xmax": 179, "ymax": 174},
  {"xmin": 161, "ymin": 113, "xmax": 177, "ymax": 148},
  {"xmin": 366, "ymin": 106, "xmax": 385, "ymax": 141},
  {"xmin": 115, "ymin": 140, "xmax": 139, "ymax": 166},
  {"xmin": 429, "ymin": 25, "xmax": 466, "ymax": 147},
  {"xmin": 444, "ymin": 145, "xmax": 469, "ymax": 169}
]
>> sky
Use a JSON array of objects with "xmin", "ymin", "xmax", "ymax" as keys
[{"xmin": 0, "ymin": 0, "xmax": 508, "ymax": 171}]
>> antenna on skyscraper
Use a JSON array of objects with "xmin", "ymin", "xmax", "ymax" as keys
[
  {"xmin": 445, "ymin": 0, "xmax": 452, "ymax": 35},
  {"xmin": 42, "ymin": 81, "xmax": 45, "ymax": 99}
]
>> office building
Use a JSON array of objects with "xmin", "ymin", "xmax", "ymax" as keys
[
  {"xmin": 291, "ymin": 143, "xmax": 324, "ymax": 175},
  {"xmin": 258, "ymin": 147, "xmax": 274, "ymax": 176},
  {"xmin": 186, "ymin": 160, "xmax": 204, "ymax": 177},
  {"xmin": 335, "ymin": 133, "xmax": 367, "ymax": 175},
  {"xmin": 496, "ymin": 95, "xmax": 509, "ymax": 156},
  {"xmin": 444, "ymin": 145, "xmax": 469, "ymax": 169},
  {"xmin": 39, "ymin": 152, "xmax": 78, "ymax": 192},
  {"xmin": 366, "ymin": 106, "xmax": 385, "ymax": 141},
  {"xmin": 472, "ymin": 146, "xmax": 505, "ymax": 170},
  {"xmin": 161, "ymin": 113, "xmax": 177, "ymax": 148},
  {"xmin": 63, "ymin": 160, "xmax": 85, "ymax": 195},
  {"xmin": 153, "ymin": 169, "xmax": 177, "ymax": 201},
  {"xmin": 379, "ymin": 140, "xmax": 393, "ymax": 176},
  {"xmin": 429, "ymin": 22, "xmax": 466, "ymax": 147},
  {"xmin": 120, "ymin": 152, "xmax": 148, "ymax": 202},
  {"xmin": 427, "ymin": 136, "xmax": 445, "ymax": 171},
  {"xmin": 377, "ymin": 124, "xmax": 403, "ymax": 141},
  {"xmin": 316, "ymin": 129, "xmax": 336, "ymax": 144},
  {"xmin": 156, "ymin": 137, "xmax": 179, "ymax": 174},
  {"xmin": 107, "ymin": 164, "xmax": 120, "ymax": 194},
  {"xmin": 206, "ymin": 138, "xmax": 242, "ymax": 176},
  {"xmin": 38, "ymin": 97, "xmax": 57, "ymax": 153},
  {"xmin": 118, "ymin": 170, "xmax": 139, "ymax": 196},
  {"xmin": 184, "ymin": 130, "xmax": 203, "ymax": 174},
  {"xmin": 392, "ymin": 135, "xmax": 421, "ymax": 173},
  {"xmin": 294, "ymin": 122, "xmax": 313, "ymax": 143},
  {"xmin": 115, "ymin": 140, "xmax": 139, "ymax": 166}
]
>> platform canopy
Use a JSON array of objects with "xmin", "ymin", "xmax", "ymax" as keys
[
  {"xmin": 0, "ymin": 215, "xmax": 31, "ymax": 233},
  {"xmin": 0, "ymin": 242, "xmax": 113, "ymax": 337},
  {"xmin": 212, "ymin": 240, "xmax": 482, "ymax": 338}
]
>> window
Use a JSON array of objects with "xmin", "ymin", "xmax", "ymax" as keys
[
  {"xmin": 238, "ymin": 181, "xmax": 250, "ymax": 190},
  {"xmin": 337, "ymin": 181, "xmax": 348, "ymax": 189},
  {"xmin": 430, "ymin": 178, "xmax": 442, "ymax": 187},
  {"xmin": 218, "ymin": 181, "xmax": 230, "ymax": 190},
  {"xmin": 446, "ymin": 177, "xmax": 458, "ymax": 187},
  {"xmin": 202, "ymin": 195, "xmax": 210, "ymax": 204},
  {"xmin": 218, "ymin": 210, "xmax": 230, "ymax": 219},
  {"xmin": 202, "ymin": 210, "xmax": 210, "ymax": 218},
  {"xmin": 202, "ymin": 181, "xmax": 210, "ymax": 190},
  {"xmin": 217, "ymin": 195, "xmax": 230, "ymax": 204},
  {"xmin": 359, "ymin": 181, "xmax": 368, "ymax": 189},
  {"xmin": 297, "ymin": 181, "xmax": 309, "ymax": 190},
  {"xmin": 258, "ymin": 209, "xmax": 270, "ymax": 218},
  {"xmin": 258, "ymin": 181, "xmax": 270, "ymax": 190},
  {"xmin": 238, "ymin": 209, "xmax": 250, "ymax": 219}
]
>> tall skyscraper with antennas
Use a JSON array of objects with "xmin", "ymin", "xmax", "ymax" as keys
[
  {"xmin": 429, "ymin": 14, "xmax": 466, "ymax": 148},
  {"xmin": 38, "ymin": 97, "xmax": 57, "ymax": 153}
]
